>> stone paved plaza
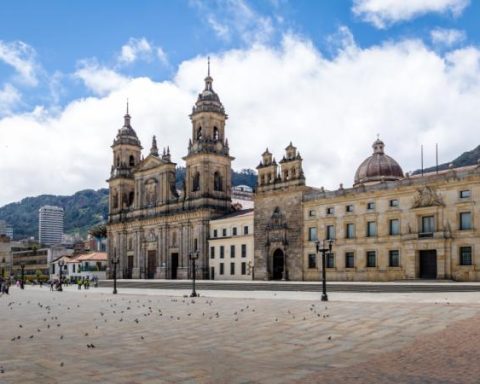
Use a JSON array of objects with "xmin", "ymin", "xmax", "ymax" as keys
[{"xmin": 1, "ymin": 287, "xmax": 480, "ymax": 383}]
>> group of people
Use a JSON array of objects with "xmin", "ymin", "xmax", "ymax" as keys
[{"xmin": 0, "ymin": 277, "xmax": 11, "ymax": 295}]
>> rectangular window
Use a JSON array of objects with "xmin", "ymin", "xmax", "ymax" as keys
[
  {"xmin": 389, "ymin": 219, "xmax": 400, "ymax": 236},
  {"xmin": 232, "ymin": 227, "xmax": 237, "ymax": 236},
  {"xmin": 222, "ymin": 228, "xmax": 227, "ymax": 237},
  {"xmin": 244, "ymin": 226, "xmax": 249, "ymax": 235},
  {"xmin": 308, "ymin": 227, "xmax": 318, "ymax": 241},
  {"xmin": 421, "ymin": 216, "xmax": 435, "ymax": 234},
  {"xmin": 367, "ymin": 202, "xmax": 375, "ymax": 210},
  {"xmin": 389, "ymin": 199, "xmax": 399, "ymax": 208},
  {"xmin": 367, "ymin": 221, "xmax": 377, "ymax": 237},
  {"xmin": 366, "ymin": 251, "xmax": 376, "ymax": 267},
  {"xmin": 326, "ymin": 253, "xmax": 335, "ymax": 268},
  {"xmin": 308, "ymin": 253, "xmax": 316, "ymax": 269},
  {"xmin": 326, "ymin": 225, "xmax": 335, "ymax": 240},
  {"xmin": 241, "ymin": 262, "xmax": 246, "ymax": 275},
  {"xmin": 210, "ymin": 246, "xmax": 215, "ymax": 259},
  {"xmin": 460, "ymin": 190, "xmax": 471, "ymax": 199},
  {"xmin": 73, "ymin": 264, "xmax": 76, "ymax": 273},
  {"xmin": 213, "ymin": 229, "xmax": 218, "ymax": 238},
  {"xmin": 309, "ymin": 209, "xmax": 316, "ymax": 217},
  {"xmin": 389, "ymin": 250, "xmax": 400, "ymax": 267},
  {"xmin": 220, "ymin": 263, "xmax": 224, "ymax": 275},
  {"xmin": 230, "ymin": 245, "xmax": 235, "ymax": 258},
  {"xmin": 460, "ymin": 212, "xmax": 472, "ymax": 230},
  {"xmin": 220, "ymin": 246, "xmax": 224, "ymax": 259},
  {"xmin": 230, "ymin": 262, "xmax": 235, "ymax": 275},
  {"xmin": 241, "ymin": 244, "xmax": 247, "ymax": 258},
  {"xmin": 346, "ymin": 204, "xmax": 354, "ymax": 213},
  {"xmin": 460, "ymin": 246, "xmax": 472, "ymax": 265},
  {"xmin": 346, "ymin": 223, "xmax": 355, "ymax": 239},
  {"xmin": 345, "ymin": 252, "xmax": 355, "ymax": 268},
  {"xmin": 326, "ymin": 207, "xmax": 335, "ymax": 215}
]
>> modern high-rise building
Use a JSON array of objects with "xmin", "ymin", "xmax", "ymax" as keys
[
  {"xmin": 0, "ymin": 220, "xmax": 13, "ymax": 240},
  {"xmin": 39, "ymin": 205, "xmax": 64, "ymax": 245}
]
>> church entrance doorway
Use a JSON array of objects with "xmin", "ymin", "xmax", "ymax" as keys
[
  {"xmin": 171, "ymin": 253, "xmax": 179, "ymax": 279},
  {"xmin": 272, "ymin": 249, "xmax": 284, "ymax": 280},
  {"xmin": 419, "ymin": 250, "xmax": 437, "ymax": 279},
  {"xmin": 147, "ymin": 251, "xmax": 157, "ymax": 279},
  {"xmin": 125, "ymin": 255, "xmax": 133, "ymax": 279}
]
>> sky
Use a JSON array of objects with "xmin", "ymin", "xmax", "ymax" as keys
[{"xmin": 1, "ymin": 0, "xmax": 480, "ymax": 206}]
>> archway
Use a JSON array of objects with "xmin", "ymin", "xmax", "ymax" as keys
[{"xmin": 272, "ymin": 249, "xmax": 284, "ymax": 280}]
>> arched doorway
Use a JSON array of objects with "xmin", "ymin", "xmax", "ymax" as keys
[{"xmin": 272, "ymin": 249, "xmax": 284, "ymax": 280}]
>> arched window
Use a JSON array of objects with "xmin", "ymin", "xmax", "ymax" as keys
[
  {"xmin": 112, "ymin": 192, "xmax": 118, "ymax": 209},
  {"xmin": 197, "ymin": 127, "xmax": 202, "ymax": 140},
  {"xmin": 214, "ymin": 171, "xmax": 223, "ymax": 191},
  {"xmin": 284, "ymin": 170, "xmax": 289, "ymax": 180},
  {"xmin": 213, "ymin": 127, "xmax": 219, "ymax": 140},
  {"xmin": 129, "ymin": 155, "xmax": 135, "ymax": 167},
  {"xmin": 116, "ymin": 156, "xmax": 120, "ymax": 167},
  {"xmin": 192, "ymin": 172, "xmax": 200, "ymax": 192},
  {"xmin": 128, "ymin": 191, "xmax": 135, "ymax": 207},
  {"xmin": 172, "ymin": 231, "xmax": 177, "ymax": 247}
]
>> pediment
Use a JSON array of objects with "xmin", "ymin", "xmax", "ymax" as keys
[
  {"xmin": 412, "ymin": 186, "xmax": 444, "ymax": 209},
  {"xmin": 135, "ymin": 155, "xmax": 166, "ymax": 172}
]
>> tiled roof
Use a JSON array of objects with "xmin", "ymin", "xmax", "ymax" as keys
[{"xmin": 77, "ymin": 252, "xmax": 108, "ymax": 262}]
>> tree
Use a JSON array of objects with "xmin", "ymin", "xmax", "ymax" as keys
[{"xmin": 89, "ymin": 223, "xmax": 107, "ymax": 239}]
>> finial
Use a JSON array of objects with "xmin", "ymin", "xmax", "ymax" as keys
[
  {"xmin": 126, "ymin": 98, "xmax": 129, "ymax": 115},
  {"xmin": 376, "ymin": 133, "xmax": 379, "ymax": 140},
  {"xmin": 207, "ymin": 56, "xmax": 210, "ymax": 77},
  {"xmin": 150, "ymin": 135, "xmax": 159, "ymax": 156}
]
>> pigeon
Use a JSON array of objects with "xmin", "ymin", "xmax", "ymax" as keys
[
  {"xmin": 328, "ymin": 336, "xmax": 332, "ymax": 341},
  {"xmin": 60, "ymin": 362, "xmax": 64, "ymax": 367}
]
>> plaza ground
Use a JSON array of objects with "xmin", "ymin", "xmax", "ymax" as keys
[{"xmin": 1, "ymin": 286, "xmax": 480, "ymax": 383}]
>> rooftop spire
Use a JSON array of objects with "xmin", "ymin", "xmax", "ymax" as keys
[
  {"xmin": 126, "ymin": 98, "xmax": 129, "ymax": 115},
  {"xmin": 208, "ymin": 56, "xmax": 210, "ymax": 77},
  {"xmin": 204, "ymin": 57, "xmax": 213, "ymax": 91},
  {"xmin": 150, "ymin": 135, "xmax": 159, "ymax": 156}
]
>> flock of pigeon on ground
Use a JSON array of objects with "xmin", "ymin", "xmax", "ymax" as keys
[{"xmin": 0, "ymin": 288, "xmax": 332, "ymax": 375}]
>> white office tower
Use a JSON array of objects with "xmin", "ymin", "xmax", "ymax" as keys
[
  {"xmin": 39, "ymin": 205, "xmax": 64, "ymax": 245},
  {"xmin": 0, "ymin": 220, "xmax": 13, "ymax": 239}
]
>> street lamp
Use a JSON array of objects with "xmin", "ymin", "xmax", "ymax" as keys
[
  {"xmin": 20, "ymin": 263, "xmax": 25, "ymax": 290},
  {"xmin": 58, "ymin": 260, "xmax": 64, "ymax": 292},
  {"xmin": 315, "ymin": 239, "xmax": 334, "ymax": 302},
  {"xmin": 189, "ymin": 251, "xmax": 199, "ymax": 297},
  {"xmin": 112, "ymin": 251, "xmax": 120, "ymax": 295}
]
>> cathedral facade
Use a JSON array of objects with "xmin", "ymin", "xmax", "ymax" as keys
[{"xmin": 107, "ymin": 69, "xmax": 233, "ymax": 280}]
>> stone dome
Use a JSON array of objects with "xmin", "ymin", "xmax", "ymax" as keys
[
  {"xmin": 113, "ymin": 110, "xmax": 142, "ymax": 148},
  {"xmin": 354, "ymin": 139, "xmax": 404, "ymax": 186}
]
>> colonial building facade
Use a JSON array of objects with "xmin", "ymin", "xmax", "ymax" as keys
[
  {"xmin": 107, "ymin": 69, "xmax": 233, "ymax": 279},
  {"xmin": 254, "ymin": 138, "xmax": 480, "ymax": 281}
]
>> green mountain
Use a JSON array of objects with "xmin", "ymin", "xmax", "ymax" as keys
[
  {"xmin": 0, "ymin": 168, "xmax": 257, "ymax": 240},
  {"xmin": 413, "ymin": 145, "xmax": 480, "ymax": 175}
]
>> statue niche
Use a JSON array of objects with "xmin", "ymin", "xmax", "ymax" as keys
[{"xmin": 145, "ymin": 179, "xmax": 158, "ymax": 207}]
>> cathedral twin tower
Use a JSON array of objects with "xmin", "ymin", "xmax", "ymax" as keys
[{"xmin": 107, "ymin": 65, "xmax": 233, "ymax": 280}]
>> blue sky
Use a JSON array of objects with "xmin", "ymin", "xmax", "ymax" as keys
[
  {"xmin": 1, "ymin": 0, "xmax": 480, "ymax": 205},
  {"xmin": 1, "ymin": 0, "xmax": 479, "ymax": 112}
]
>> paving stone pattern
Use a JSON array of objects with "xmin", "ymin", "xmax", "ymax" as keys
[{"xmin": 1, "ymin": 287, "xmax": 480, "ymax": 383}]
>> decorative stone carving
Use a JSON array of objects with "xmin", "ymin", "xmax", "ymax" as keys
[{"xmin": 412, "ymin": 186, "xmax": 444, "ymax": 208}]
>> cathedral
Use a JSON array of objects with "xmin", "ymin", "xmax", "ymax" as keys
[{"xmin": 107, "ymin": 66, "xmax": 233, "ymax": 279}]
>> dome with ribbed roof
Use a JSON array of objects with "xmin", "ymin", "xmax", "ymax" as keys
[{"xmin": 354, "ymin": 138, "xmax": 404, "ymax": 186}]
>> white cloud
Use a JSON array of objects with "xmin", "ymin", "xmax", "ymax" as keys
[
  {"xmin": 117, "ymin": 37, "xmax": 168, "ymax": 66},
  {"xmin": 0, "ymin": 83, "xmax": 21, "ymax": 114},
  {"xmin": 431, "ymin": 28, "xmax": 466, "ymax": 47},
  {"xmin": 74, "ymin": 59, "xmax": 130, "ymax": 96},
  {"xmin": 0, "ymin": 40, "xmax": 39, "ymax": 86},
  {"xmin": 193, "ymin": 0, "xmax": 274, "ymax": 44},
  {"xmin": 353, "ymin": 0, "xmax": 470, "ymax": 29},
  {"xmin": 2, "ymin": 32, "xmax": 480, "ymax": 207}
]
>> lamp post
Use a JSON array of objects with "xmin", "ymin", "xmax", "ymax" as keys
[
  {"xmin": 20, "ymin": 263, "xmax": 25, "ymax": 290},
  {"xmin": 189, "ymin": 251, "xmax": 199, "ymax": 297},
  {"xmin": 58, "ymin": 260, "xmax": 64, "ymax": 292},
  {"xmin": 112, "ymin": 251, "xmax": 120, "ymax": 295},
  {"xmin": 315, "ymin": 239, "xmax": 334, "ymax": 302}
]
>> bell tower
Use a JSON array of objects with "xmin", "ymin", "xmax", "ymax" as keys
[
  {"xmin": 108, "ymin": 103, "xmax": 142, "ymax": 213},
  {"xmin": 183, "ymin": 59, "xmax": 233, "ymax": 211}
]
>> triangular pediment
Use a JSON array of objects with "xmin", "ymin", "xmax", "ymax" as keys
[{"xmin": 135, "ymin": 155, "xmax": 166, "ymax": 172}]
